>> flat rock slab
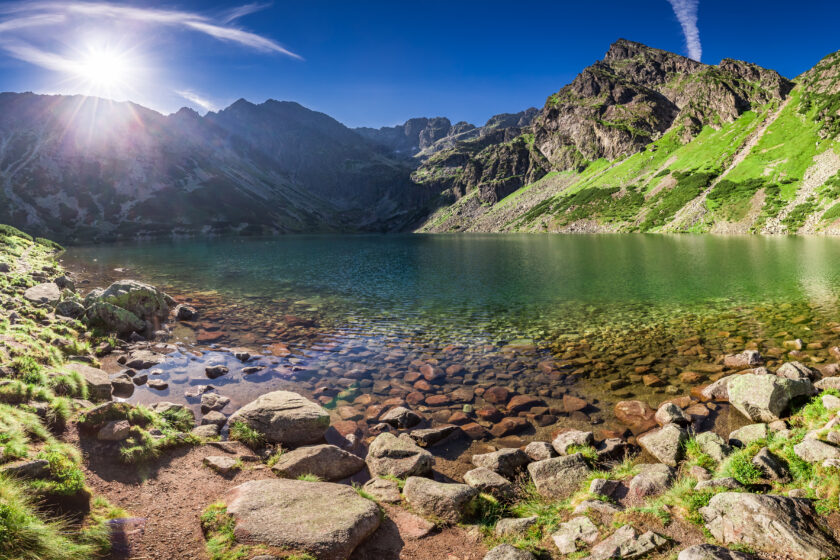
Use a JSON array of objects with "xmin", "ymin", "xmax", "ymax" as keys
[
  {"xmin": 228, "ymin": 390, "xmax": 330, "ymax": 446},
  {"xmin": 484, "ymin": 544, "xmax": 536, "ymax": 560},
  {"xmin": 362, "ymin": 478, "xmax": 401, "ymax": 503},
  {"xmin": 24, "ymin": 282, "xmax": 60, "ymax": 304},
  {"xmin": 700, "ymin": 492, "xmax": 840, "ymax": 560},
  {"xmin": 271, "ymin": 444, "xmax": 365, "ymax": 481},
  {"xmin": 225, "ymin": 479, "xmax": 381, "ymax": 560},
  {"xmin": 678, "ymin": 544, "xmax": 758, "ymax": 560}
]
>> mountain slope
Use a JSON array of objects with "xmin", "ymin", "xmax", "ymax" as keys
[
  {"xmin": 417, "ymin": 40, "xmax": 840, "ymax": 235},
  {"xmin": 0, "ymin": 93, "xmax": 422, "ymax": 241}
]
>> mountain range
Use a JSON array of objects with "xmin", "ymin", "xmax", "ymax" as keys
[{"xmin": 2, "ymin": 38, "xmax": 840, "ymax": 241}]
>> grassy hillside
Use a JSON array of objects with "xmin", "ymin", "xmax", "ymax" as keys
[{"xmin": 417, "ymin": 46, "xmax": 840, "ymax": 236}]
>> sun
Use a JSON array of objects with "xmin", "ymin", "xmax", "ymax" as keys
[
  {"xmin": 67, "ymin": 45, "xmax": 139, "ymax": 97},
  {"xmin": 76, "ymin": 50, "xmax": 129, "ymax": 88}
]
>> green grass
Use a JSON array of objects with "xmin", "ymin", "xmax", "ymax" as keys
[
  {"xmin": 200, "ymin": 503, "xmax": 252, "ymax": 560},
  {"xmin": 296, "ymin": 473, "xmax": 322, "ymax": 482},
  {"xmin": 228, "ymin": 421, "xmax": 265, "ymax": 450},
  {"xmin": 639, "ymin": 171, "xmax": 718, "ymax": 231}
]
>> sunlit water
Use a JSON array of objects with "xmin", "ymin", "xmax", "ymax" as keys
[{"xmin": 62, "ymin": 234, "xmax": 840, "ymax": 438}]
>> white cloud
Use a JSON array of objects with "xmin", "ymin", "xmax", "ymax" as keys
[
  {"xmin": 666, "ymin": 0, "xmax": 702, "ymax": 62},
  {"xmin": 0, "ymin": 1, "xmax": 301, "ymax": 60},
  {"xmin": 176, "ymin": 89, "xmax": 215, "ymax": 112},
  {"xmin": 221, "ymin": 2, "xmax": 273, "ymax": 24}
]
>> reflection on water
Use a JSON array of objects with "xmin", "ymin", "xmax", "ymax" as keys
[{"xmin": 62, "ymin": 234, "xmax": 840, "ymax": 437}]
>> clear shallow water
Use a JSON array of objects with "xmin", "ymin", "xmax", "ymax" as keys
[
  {"xmin": 65, "ymin": 233, "xmax": 840, "ymax": 340},
  {"xmin": 61, "ymin": 233, "xmax": 840, "ymax": 438}
]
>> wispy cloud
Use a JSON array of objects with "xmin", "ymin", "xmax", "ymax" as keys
[
  {"xmin": 666, "ymin": 0, "xmax": 702, "ymax": 62},
  {"xmin": 0, "ymin": 1, "xmax": 301, "ymax": 60},
  {"xmin": 221, "ymin": 2, "xmax": 273, "ymax": 24},
  {"xmin": 176, "ymin": 89, "xmax": 215, "ymax": 112}
]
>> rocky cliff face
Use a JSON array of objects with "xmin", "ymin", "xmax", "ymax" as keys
[{"xmin": 0, "ymin": 93, "xmax": 423, "ymax": 241}]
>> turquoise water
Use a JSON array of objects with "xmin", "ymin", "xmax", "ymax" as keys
[
  {"xmin": 62, "ymin": 233, "xmax": 840, "ymax": 431},
  {"xmin": 65, "ymin": 233, "xmax": 840, "ymax": 340}
]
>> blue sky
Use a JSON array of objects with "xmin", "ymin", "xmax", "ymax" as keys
[{"xmin": 0, "ymin": 1, "xmax": 838, "ymax": 128}]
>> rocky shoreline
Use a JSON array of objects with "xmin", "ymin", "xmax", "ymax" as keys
[{"xmin": 5, "ymin": 227, "xmax": 840, "ymax": 560}]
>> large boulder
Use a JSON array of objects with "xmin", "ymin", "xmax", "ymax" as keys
[
  {"xmin": 23, "ymin": 282, "xmax": 60, "ymax": 305},
  {"xmin": 471, "ymin": 448, "xmax": 529, "ymax": 478},
  {"xmin": 527, "ymin": 453, "xmax": 589, "ymax": 499},
  {"xmin": 638, "ymin": 424, "xmax": 686, "ymax": 467},
  {"xmin": 403, "ymin": 477, "xmax": 477, "ymax": 523},
  {"xmin": 366, "ymin": 433, "xmax": 433, "ymax": 478},
  {"xmin": 228, "ymin": 391, "xmax": 330, "ymax": 446},
  {"xmin": 64, "ymin": 363, "xmax": 111, "ymax": 401},
  {"xmin": 700, "ymin": 492, "xmax": 840, "ymax": 560},
  {"xmin": 55, "ymin": 299, "xmax": 85, "ymax": 319},
  {"xmin": 84, "ymin": 302, "xmax": 145, "ymax": 335},
  {"xmin": 270, "ymin": 444, "xmax": 365, "ymax": 481},
  {"xmin": 551, "ymin": 430, "xmax": 594, "ymax": 454},
  {"xmin": 727, "ymin": 374, "xmax": 813, "ymax": 422},
  {"xmin": 224, "ymin": 479, "xmax": 380, "ymax": 560},
  {"xmin": 92, "ymin": 280, "xmax": 171, "ymax": 322}
]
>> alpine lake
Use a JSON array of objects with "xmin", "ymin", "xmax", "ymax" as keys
[{"xmin": 62, "ymin": 233, "xmax": 840, "ymax": 456}]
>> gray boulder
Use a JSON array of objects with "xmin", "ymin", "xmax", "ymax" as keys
[
  {"xmin": 65, "ymin": 363, "xmax": 111, "ymax": 401},
  {"xmin": 728, "ymin": 423, "xmax": 767, "ymax": 448},
  {"xmin": 695, "ymin": 478, "xmax": 742, "ymax": 491},
  {"xmin": 751, "ymin": 447, "xmax": 790, "ymax": 482},
  {"xmin": 678, "ymin": 544, "xmax": 758, "ymax": 560},
  {"xmin": 366, "ymin": 433, "xmax": 433, "ymax": 478},
  {"xmin": 361, "ymin": 478, "xmax": 401, "ymax": 503},
  {"xmin": 24, "ymin": 282, "xmax": 60, "ymax": 305},
  {"xmin": 472, "ymin": 448, "xmax": 529, "ymax": 478},
  {"xmin": 727, "ymin": 374, "xmax": 813, "ymax": 422},
  {"xmin": 701, "ymin": 375, "xmax": 736, "ymax": 401},
  {"xmin": 123, "ymin": 350, "xmax": 164, "ymax": 370},
  {"xmin": 271, "ymin": 444, "xmax": 365, "ymax": 481},
  {"xmin": 110, "ymin": 374, "xmax": 134, "ymax": 398},
  {"xmin": 228, "ymin": 391, "xmax": 330, "ymax": 446},
  {"xmin": 55, "ymin": 299, "xmax": 85, "ymax": 319},
  {"xmin": 777, "ymin": 361, "xmax": 817, "ymax": 381},
  {"xmin": 793, "ymin": 439, "xmax": 840, "ymax": 463},
  {"xmin": 225, "ymin": 479, "xmax": 380, "ymax": 560},
  {"xmin": 84, "ymin": 302, "xmax": 145, "ymax": 335},
  {"xmin": 700, "ymin": 492, "xmax": 840, "ymax": 560},
  {"xmin": 463, "ymin": 467, "xmax": 514, "ymax": 499},
  {"xmin": 551, "ymin": 516, "xmax": 599, "ymax": 554},
  {"xmin": 494, "ymin": 516, "xmax": 538, "ymax": 537},
  {"xmin": 551, "ymin": 430, "xmax": 594, "ymax": 454},
  {"xmin": 93, "ymin": 280, "xmax": 170, "ymax": 322},
  {"xmin": 527, "ymin": 453, "xmax": 589, "ymax": 499},
  {"xmin": 524, "ymin": 441, "xmax": 555, "ymax": 461},
  {"xmin": 638, "ymin": 424, "xmax": 687, "ymax": 466},
  {"xmin": 403, "ymin": 476, "xmax": 477, "ymax": 523},
  {"xmin": 695, "ymin": 432, "xmax": 731, "ymax": 462},
  {"xmin": 380, "ymin": 406, "xmax": 422, "ymax": 429},
  {"xmin": 654, "ymin": 402, "xmax": 690, "ymax": 426},
  {"xmin": 483, "ymin": 544, "xmax": 536, "ymax": 560},
  {"xmin": 588, "ymin": 525, "xmax": 667, "ymax": 560},
  {"xmin": 627, "ymin": 464, "xmax": 674, "ymax": 499}
]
